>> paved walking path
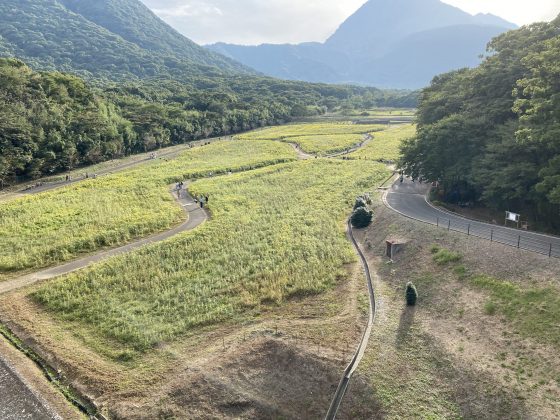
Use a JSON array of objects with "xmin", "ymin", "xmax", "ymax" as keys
[
  {"xmin": 384, "ymin": 178, "xmax": 560, "ymax": 258},
  {"xmin": 0, "ymin": 187, "xmax": 208, "ymax": 295},
  {"xmin": 17, "ymin": 139, "xmax": 227, "ymax": 197}
]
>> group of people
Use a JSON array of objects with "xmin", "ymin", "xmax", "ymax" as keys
[{"xmin": 195, "ymin": 195, "xmax": 209, "ymax": 208}]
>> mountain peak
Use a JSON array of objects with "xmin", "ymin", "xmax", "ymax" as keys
[{"xmin": 325, "ymin": 0, "xmax": 515, "ymax": 56}]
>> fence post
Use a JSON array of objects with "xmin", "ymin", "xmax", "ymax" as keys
[
  {"xmin": 468, "ymin": 224, "xmax": 470, "ymax": 235},
  {"xmin": 517, "ymin": 235, "xmax": 521, "ymax": 249},
  {"xmin": 491, "ymin": 230, "xmax": 493, "ymax": 242},
  {"xmin": 448, "ymin": 220, "xmax": 451, "ymax": 231},
  {"xmin": 437, "ymin": 217, "xmax": 439, "ymax": 227},
  {"xmin": 550, "ymin": 243, "xmax": 553, "ymax": 258}
]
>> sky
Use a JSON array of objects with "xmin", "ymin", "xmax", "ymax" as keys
[{"xmin": 140, "ymin": 0, "xmax": 560, "ymax": 45}]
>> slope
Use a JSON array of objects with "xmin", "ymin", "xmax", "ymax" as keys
[
  {"xmin": 58, "ymin": 0, "xmax": 245, "ymax": 73},
  {"xmin": 325, "ymin": 0, "xmax": 516, "ymax": 56},
  {"xmin": 0, "ymin": 0, "xmax": 251, "ymax": 82}
]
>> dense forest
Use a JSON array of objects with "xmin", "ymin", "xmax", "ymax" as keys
[
  {"xmin": 0, "ymin": 0, "xmax": 251, "ymax": 81},
  {"xmin": 0, "ymin": 58, "xmax": 414, "ymax": 185},
  {"xmin": 0, "ymin": 0, "xmax": 417, "ymax": 185},
  {"xmin": 401, "ymin": 15, "xmax": 560, "ymax": 229}
]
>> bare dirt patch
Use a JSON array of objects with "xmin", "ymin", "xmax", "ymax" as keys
[
  {"xmin": 351, "ymin": 203, "xmax": 560, "ymax": 418},
  {"xmin": 0, "ymin": 258, "xmax": 382, "ymax": 418}
]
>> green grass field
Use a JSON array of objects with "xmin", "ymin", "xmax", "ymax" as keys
[
  {"xmin": 32, "ymin": 159, "xmax": 390, "ymax": 355},
  {"xmin": 0, "ymin": 140, "xmax": 295, "ymax": 279},
  {"xmin": 236, "ymin": 122, "xmax": 385, "ymax": 156},
  {"xmin": 347, "ymin": 124, "xmax": 415, "ymax": 161},
  {"xmin": 291, "ymin": 134, "xmax": 365, "ymax": 155}
]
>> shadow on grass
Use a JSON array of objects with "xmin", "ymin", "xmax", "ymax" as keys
[{"xmin": 396, "ymin": 305, "xmax": 416, "ymax": 348}]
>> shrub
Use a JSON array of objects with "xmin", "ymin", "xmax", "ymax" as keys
[
  {"xmin": 406, "ymin": 282, "xmax": 418, "ymax": 306},
  {"xmin": 354, "ymin": 197, "xmax": 368, "ymax": 210},
  {"xmin": 351, "ymin": 206, "xmax": 373, "ymax": 228}
]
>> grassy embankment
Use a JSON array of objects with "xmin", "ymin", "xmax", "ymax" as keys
[
  {"xmin": 0, "ymin": 140, "xmax": 296, "ymax": 280},
  {"xmin": 352, "ymin": 206, "xmax": 560, "ymax": 419},
  {"xmin": 31, "ymin": 159, "xmax": 390, "ymax": 357},
  {"xmin": 237, "ymin": 122, "xmax": 385, "ymax": 156}
]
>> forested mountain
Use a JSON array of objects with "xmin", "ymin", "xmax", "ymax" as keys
[
  {"xmin": 400, "ymin": 15, "xmax": 560, "ymax": 230},
  {"xmin": 0, "ymin": 0, "xmax": 417, "ymax": 185},
  {"xmin": 207, "ymin": 0, "xmax": 517, "ymax": 88},
  {"xmin": 0, "ymin": 0, "xmax": 252, "ymax": 81}
]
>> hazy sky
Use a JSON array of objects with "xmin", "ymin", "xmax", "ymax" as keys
[{"xmin": 140, "ymin": 0, "xmax": 560, "ymax": 45}]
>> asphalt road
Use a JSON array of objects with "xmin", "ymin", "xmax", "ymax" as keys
[
  {"xmin": 0, "ymin": 357, "xmax": 57, "ymax": 420},
  {"xmin": 384, "ymin": 178, "xmax": 560, "ymax": 258}
]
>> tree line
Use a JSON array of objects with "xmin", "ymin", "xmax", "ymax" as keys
[
  {"xmin": 400, "ymin": 15, "xmax": 560, "ymax": 230},
  {"xmin": 0, "ymin": 58, "xmax": 415, "ymax": 185}
]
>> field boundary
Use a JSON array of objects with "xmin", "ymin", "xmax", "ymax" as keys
[{"xmin": 325, "ymin": 219, "xmax": 377, "ymax": 420}]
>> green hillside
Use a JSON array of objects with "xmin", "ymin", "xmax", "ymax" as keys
[
  {"xmin": 400, "ymin": 15, "xmax": 560, "ymax": 230},
  {"xmin": 0, "ymin": 0, "xmax": 251, "ymax": 81},
  {"xmin": 0, "ymin": 58, "xmax": 407, "ymax": 184}
]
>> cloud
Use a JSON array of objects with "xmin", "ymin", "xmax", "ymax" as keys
[
  {"xmin": 141, "ymin": 0, "xmax": 559, "ymax": 45},
  {"xmin": 140, "ymin": 0, "xmax": 367, "ymax": 45},
  {"xmin": 441, "ymin": 0, "xmax": 559, "ymax": 25}
]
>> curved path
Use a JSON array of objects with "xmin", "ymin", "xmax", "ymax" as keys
[
  {"xmin": 384, "ymin": 178, "xmax": 560, "ymax": 258},
  {"xmin": 0, "ymin": 132, "xmax": 373, "ymax": 418},
  {"xmin": 289, "ymin": 134, "xmax": 372, "ymax": 161},
  {"xmin": 14, "ymin": 136, "xmax": 230, "ymax": 197},
  {"xmin": 0, "ymin": 186, "xmax": 207, "ymax": 418},
  {"xmin": 0, "ymin": 187, "xmax": 207, "ymax": 295}
]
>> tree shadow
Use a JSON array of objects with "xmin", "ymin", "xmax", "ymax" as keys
[{"xmin": 396, "ymin": 305, "xmax": 416, "ymax": 349}]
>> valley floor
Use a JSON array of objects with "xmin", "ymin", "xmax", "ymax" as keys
[{"xmin": 1, "ymin": 116, "xmax": 557, "ymax": 419}]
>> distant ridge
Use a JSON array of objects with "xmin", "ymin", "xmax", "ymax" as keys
[{"xmin": 207, "ymin": 0, "xmax": 517, "ymax": 88}]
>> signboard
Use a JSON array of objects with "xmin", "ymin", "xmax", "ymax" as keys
[{"xmin": 506, "ymin": 211, "xmax": 520, "ymax": 223}]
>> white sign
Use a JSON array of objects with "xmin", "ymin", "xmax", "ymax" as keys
[{"xmin": 506, "ymin": 211, "xmax": 520, "ymax": 223}]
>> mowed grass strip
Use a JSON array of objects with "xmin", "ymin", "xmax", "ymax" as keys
[
  {"xmin": 32, "ymin": 159, "xmax": 390, "ymax": 353},
  {"xmin": 348, "ymin": 124, "xmax": 415, "ymax": 161},
  {"xmin": 0, "ymin": 140, "xmax": 296, "ymax": 278}
]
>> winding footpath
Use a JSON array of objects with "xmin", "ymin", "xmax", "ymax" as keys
[
  {"xmin": 0, "ymin": 134, "xmax": 375, "ymax": 419},
  {"xmin": 15, "ymin": 136, "xmax": 228, "ymax": 197},
  {"xmin": 0, "ymin": 187, "xmax": 207, "ymax": 295},
  {"xmin": 0, "ymin": 184, "xmax": 208, "ymax": 418},
  {"xmin": 384, "ymin": 178, "xmax": 560, "ymax": 258}
]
